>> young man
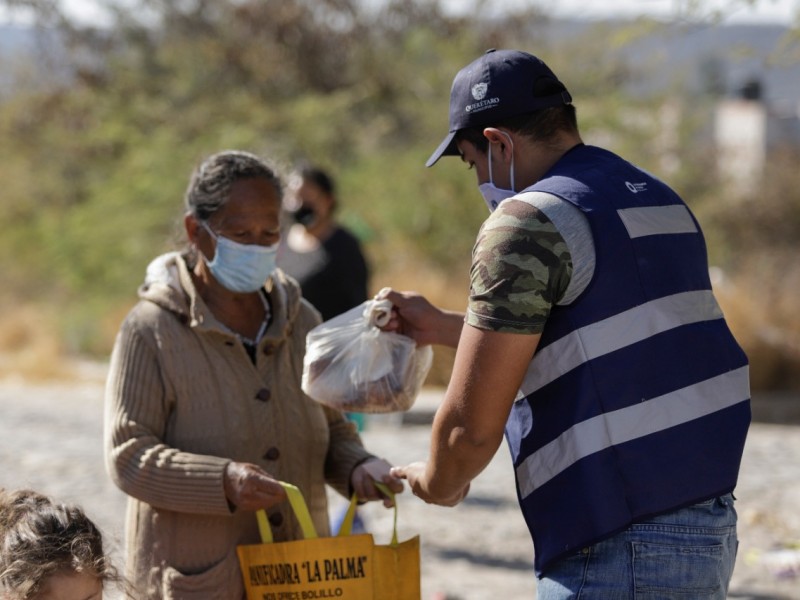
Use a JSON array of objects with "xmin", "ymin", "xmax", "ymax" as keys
[{"xmin": 384, "ymin": 49, "xmax": 751, "ymax": 598}]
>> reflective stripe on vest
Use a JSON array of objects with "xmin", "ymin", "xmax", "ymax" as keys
[
  {"xmin": 517, "ymin": 364, "xmax": 749, "ymax": 498},
  {"xmin": 515, "ymin": 289, "xmax": 724, "ymax": 401}
]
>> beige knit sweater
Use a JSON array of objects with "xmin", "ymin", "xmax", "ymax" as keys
[{"xmin": 104, "ymin": 252, "xmax": 373, "ymax": 599}]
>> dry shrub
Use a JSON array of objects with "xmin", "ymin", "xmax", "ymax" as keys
[
  {"xmin": 0, "ymin": 302, "xmax": 74, "ymax": 381},
  {"xmin": 713, "ymin": 256, "xmax": 800, "ymax": 392},
  {"xmin": 91, "ymin": 299, "xmax": 137, "ymax": 357}
]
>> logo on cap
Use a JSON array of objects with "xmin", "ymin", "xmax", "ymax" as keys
[
  {"xmin": 465, "ymin": 81, "xmax": 500, "ymax": 114},
  {"xmin": 471, "ymin": 83, "xmax": 488, "ymax": 101},
  {"xmin": 625, "ymin": 181, "xmax": 648, "ymax": 194}
]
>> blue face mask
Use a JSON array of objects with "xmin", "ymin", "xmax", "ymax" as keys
[
  {"xmin": 478, "ymin": 131, "xmax": 516, "ymax": 212},
  {"xmin": 201, "ymin": 223, "xmax": 279, "ymax": 293}
]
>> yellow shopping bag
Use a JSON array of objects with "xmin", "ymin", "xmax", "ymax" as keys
[{"xmin": 237, "ymin": 481, "xmax": 420, "ymax": 600}]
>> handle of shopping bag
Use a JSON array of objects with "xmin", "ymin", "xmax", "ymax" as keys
[
  {"xmin": 256, "ymin": 480, "xmax": 399, "ymax": 546},
  {"xmin": 256, "ymin": 481, "xmax": 318, "ymax": 544},
  {"xmin": 337, "ymin": 480, "xmax": 399, "ymax": 546}
]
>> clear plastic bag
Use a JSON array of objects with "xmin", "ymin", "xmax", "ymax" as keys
[{"xmin": 302, "ymin": 299, "xmax": 433, "ymax": 413}]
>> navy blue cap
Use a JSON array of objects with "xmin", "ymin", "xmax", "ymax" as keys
[{"xmin": 426, "ymin": 49, "xmax": 572, "ymax": 167}]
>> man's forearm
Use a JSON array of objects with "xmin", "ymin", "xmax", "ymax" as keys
[
  {"xmin": 435, "ymin": 310, "xmax": 467, "ymax": 348},
  {"xmin": 423, "ymin": 404, "xmax": 501, "ymax": 504}
]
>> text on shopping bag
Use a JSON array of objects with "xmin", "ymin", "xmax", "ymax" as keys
[
  {"xmin": 239, "ymin": 533, "xmax": 377, "ymax": 598},
  {"xmin": 248, "ymin": 555, "xmax": 369, "ymax": 584}
]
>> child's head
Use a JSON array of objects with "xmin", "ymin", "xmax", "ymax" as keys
[{"xmin": 0, "ymin": 489, "xmax": 118, "ymax": 600}]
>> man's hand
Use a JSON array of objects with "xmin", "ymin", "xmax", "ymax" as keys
[
  {"xmin": 375, "ymin": 288, "xmax": 463, "ymax": 348},
  {"xmin": 390, "ymin": 461, "xmax": 470, "ymax": 507}
]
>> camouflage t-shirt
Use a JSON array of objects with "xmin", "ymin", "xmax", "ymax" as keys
[{"xmin": 466, "ymin": 198, "xmax": 573, "ymax": 334}]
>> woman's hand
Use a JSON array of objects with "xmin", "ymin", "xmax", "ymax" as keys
[
  {"xmin": 350, "ymin": 458, "xmax": 404, "ymax": 508},
  {"xmin": 223, "ymin": 461, "xmax": 287, "ymax": 511}
]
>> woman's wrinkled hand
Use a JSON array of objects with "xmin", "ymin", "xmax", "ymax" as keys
[
  {"xmin": 350, "ymin": 458, "xmax": 404, "ymax": 508},
  {"xmin": 223, "ymin": 461, "xmax": 287, "ymax": 511}
]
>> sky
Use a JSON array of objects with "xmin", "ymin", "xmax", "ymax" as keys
[
  {"xmin": 1, "ymin": 0, "xmax": 798, "ymax": 26},
  {"xmin": 436, "ymin": 0, "xmax": 799, "ymax": 23},
  {"xmin": 527, "ymin": 0, "xmax": 798, "ymax": 23}
]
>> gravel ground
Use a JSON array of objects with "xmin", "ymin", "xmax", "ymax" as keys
[{"xmin": 0, "ymin": 373, "xmax": 798, "ymax": 599}]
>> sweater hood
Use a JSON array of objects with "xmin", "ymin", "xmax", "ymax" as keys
[{"xmin": 138, "ymin": 251, "xmax": 305, "ymax": 343}]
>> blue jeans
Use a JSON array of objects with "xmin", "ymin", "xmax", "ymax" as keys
[{"xmin": 537, "ymin": 494, "xmax": 738, "ymax": 599}]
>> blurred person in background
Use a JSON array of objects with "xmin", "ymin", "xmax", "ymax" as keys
[
  {"xmin": 104, "ymin": 150, "xmax": 401, "ymax": 599},
  {"xmin": 0, "ymin": 488, "xmax": 124, "ymax": 599},
  {"xmin": 383, "ymin": 49, "xmax": 751, "ymax": 599},
  {"xmin": 278, "ymin": 165, "xmax": 369, "ymax": 322}
]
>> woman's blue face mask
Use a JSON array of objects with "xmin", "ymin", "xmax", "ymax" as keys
[{"xmin": 201, "ymin": 223, "xmax": 279, "ymax": 293}]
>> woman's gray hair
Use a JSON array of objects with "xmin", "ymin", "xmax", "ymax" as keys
[{"xmin": 184, "ymin": 150, "xmax": 283, "ymax": 221}]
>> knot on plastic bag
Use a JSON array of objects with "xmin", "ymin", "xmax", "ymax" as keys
[{"xmin": 364, "ymin": 299, "xmax": 393, "ymax": 329}]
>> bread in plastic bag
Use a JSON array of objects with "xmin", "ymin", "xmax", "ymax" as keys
[{"xmin": 302, "ymin": 299, "xmax": 433, "ymax": 413}]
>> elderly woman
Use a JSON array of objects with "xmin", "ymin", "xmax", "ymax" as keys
[{"xmin": 104, "ymin": 150, "xmax": 401, "ymax": 599}]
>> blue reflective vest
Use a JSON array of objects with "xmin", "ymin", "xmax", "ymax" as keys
[{"xmin": 505, "ymin": 144, "xmax": 751, "ymax": 575}]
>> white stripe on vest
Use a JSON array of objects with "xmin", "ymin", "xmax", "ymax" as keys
[
  {"xmin": 516, "ymin": 365, "xmax": 750, "ymax": 498},
  {"xmin": 516, "ymin": 290, "xmax": 724, "ymax": 400},
  {"xmin": 617, "ymin": 205, "xmax": 698, "ymax": 238}
]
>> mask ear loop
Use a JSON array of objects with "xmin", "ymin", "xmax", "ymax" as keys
[
  {"xmin": 487, "ymin": 141, "xmax": 495, "ymax": 186},
  {"xmin": 487, "ymin": 132, "xmax": 515, "ymax": 192},
  {"xmin": 510, "ymin": 148, "xmax": 515, "ymax": 193},
  {"xmin": 198, "ymin": 221, "xmax": 218, "ymax": 264},
  {"xmin": 500, "ymin": 131, "xmax": 516, "ymax": 193}
]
